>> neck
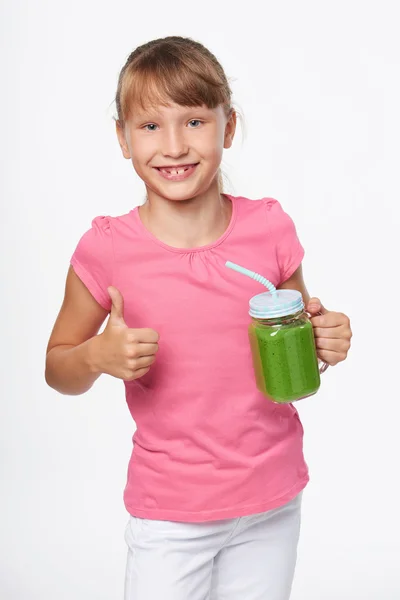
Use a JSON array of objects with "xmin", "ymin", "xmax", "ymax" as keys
[{"xmin": 138, "ymin": 181, "xmax": 232, "ymax": 249}]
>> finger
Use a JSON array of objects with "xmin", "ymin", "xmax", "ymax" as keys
[
  {"xmin": 310, "ymin": 313, "xmax": 345, "ymax": 328},
  {"xmin": 108, "ymin": 286, "xmax": 126, "ymax": 324},
  {"xmin": 126, "ymin": 328, "xmax": 160, "ymax": 344},
  {"xmin": 126, "ymin": 343, "xmax": 159, "ymax": 358},
  {"xmin": 316, "ymin": 349, "xmax": 346, "ymax": 366},
  {"xmin": 128, "ymin": 355, "xmax": 156, "ymax": 370},
  {"xmin": 137, "ymin": 343, "xmax": 159, "ymax": 356},
  {"xmin": 307, "ymin": 297, "xmax": 328, "ymax": 315},
  {"xmin": 313, "ymin": 324, "xmax": 350, "ymax": 339},
  {"xmin": 307, "ymin": 297, "xmax": 321, "ymax": 313},
  {"xmin": 315, "ymin": 337, "xmax": 350, "ymax": 355},
  {"xmin": 124, "ymin": 367, "xmax": 151, "ymax": 382}
]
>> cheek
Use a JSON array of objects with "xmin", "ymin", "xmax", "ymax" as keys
[
  {"xmin": 129, "ymin": 143, "xmax": 152, "ymax": 176},
  {"xmin": 130, "ymin": 134, "xmax": 154, "ymax": 162},
  {"xmin": 206, "ymin": 140, "xmax": 224, "ymax": 166},
  {"xmin": 210, "ymin": 147, "xmax": 224, "ymax": 167},
  {"xmin": 198, "ymin": 132, "xmax": 224, "ymax": 163}
]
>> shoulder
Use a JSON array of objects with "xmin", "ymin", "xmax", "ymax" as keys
[
  {"xmin": 72, "ymin": 216, "xmax": 113, "ymax": 260},
  {"xmin": 91, "ymin": 214, "xmax": 112, "ymax": 230},
  {"xmin": 78, "ymin": 210, "xmax": 134, "ymax": 243},
  {"xmin": 89, "ymin": 211, "xmax": 133, "ymax": 232},
  {"xmin": 231, "ymin": 195, "xmax": 296, "ymax": 229},
  {"xmin": 70, "ymin": 210, "xmax": 137, "ymax": 309},
  {"xmin": 231, "ymin": 194, "xmax": 285, "ymax": 211},
  {"xmin": 72, "ymin": 211, "xmax": 131, "ymax": 260},
  {"xmin": 86, "ymin": 215, "xmax": 112, "ymax": 239}
]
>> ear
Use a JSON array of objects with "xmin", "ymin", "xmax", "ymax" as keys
[
  {"xmin": 115, "ymin": 120, "xmax": 131, "ymax": 159},
  {"xmin": 224, "ymin": 109, "xmax": 237, "ymax": 149}
]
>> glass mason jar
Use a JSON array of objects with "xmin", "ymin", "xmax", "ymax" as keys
[{"xmin": 248, "ymin": 289, "xmax": 325, "ymax": 403}]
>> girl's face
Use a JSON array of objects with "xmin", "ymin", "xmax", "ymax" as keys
[{"xmin": 116, "ymin": 102, "xmax": 236, "ymax": 202}]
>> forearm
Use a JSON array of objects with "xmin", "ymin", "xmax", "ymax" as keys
[{"xmin": 45, "ymin": 336, "xmax": 102, "ymax": 396}]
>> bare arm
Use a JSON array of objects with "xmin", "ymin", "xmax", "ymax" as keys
[
  {"xmin": 45, "ymin": 267, "xmax": 159, "ymax": 396},
  {"xmin": 45, "ymin": 266, "xmax": 109, "ymax": 395}
]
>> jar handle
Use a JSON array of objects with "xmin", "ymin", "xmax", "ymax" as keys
[
  {"xmin": 308, "ymin": 309, "xmax": 329, "ymax": 374},
  {"xmin": 319, "ymin": 360, "xmax": 329, "ymax": 374}
]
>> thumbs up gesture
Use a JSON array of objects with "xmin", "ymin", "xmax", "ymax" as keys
[{"xmin": 93, "ymin": 286, "xmax": 159, "ymax": 381}]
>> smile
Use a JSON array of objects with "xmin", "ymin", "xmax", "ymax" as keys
[{"xmin": 154, "ymin": 163, "xmax": 199, "ymax": 181}]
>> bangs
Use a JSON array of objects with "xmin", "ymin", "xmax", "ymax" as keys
[{"xmin": 118, "ymin": 51, "xmax": 230, "ymax": 122}]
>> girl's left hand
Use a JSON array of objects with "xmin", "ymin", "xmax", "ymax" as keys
[{"xmin": 306, "ymin": 298, "xmax": 352, "ymax": 366}]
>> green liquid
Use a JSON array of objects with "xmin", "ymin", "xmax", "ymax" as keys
[{"xmin": 249, "ymin": 317, "xmax": 320, "ymax": 403}]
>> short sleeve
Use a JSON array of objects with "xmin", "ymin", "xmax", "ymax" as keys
[
  {"xmin": 70, "ymin": 216, "xmax": 113, "ymax": 310},
  {"xmin": 263, "ymin": 198, "xmax": 305, "ymax": 284}
]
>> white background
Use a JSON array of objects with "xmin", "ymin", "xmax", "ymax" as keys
[{"xmin": 1, "ymin": 1, "xmax": 399, "ymax": 598}]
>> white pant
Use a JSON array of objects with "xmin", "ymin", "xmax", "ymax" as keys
[{"xmin": 124, "ymin": 493, "xmax": 302, "ymax": 600}]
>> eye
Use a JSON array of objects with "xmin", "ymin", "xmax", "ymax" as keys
[
  {"xmin": 188, "ymin": 119, "xmax": 202, "ymax": 128},
  {"xmin": 143, "ymin": 123, "xmax": 158, "ymax": 132}
]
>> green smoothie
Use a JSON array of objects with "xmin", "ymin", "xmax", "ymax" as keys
[{"xmin": 249, "ymin": 316, "xmax": 320, "ymax": 403}]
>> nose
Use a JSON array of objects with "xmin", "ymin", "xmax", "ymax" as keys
[{"xmin": 161, "ymin": 126, "xmax": 188, "ymax": 159}]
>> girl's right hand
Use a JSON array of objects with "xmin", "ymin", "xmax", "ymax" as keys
[{"xmin": 91, "ymin": 286, "xmax": 159, "ymax": 381}]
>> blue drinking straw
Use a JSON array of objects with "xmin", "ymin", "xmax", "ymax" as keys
[{"xmin": 225, "ymin": 261, "xmax": 278, "ymax": 297}]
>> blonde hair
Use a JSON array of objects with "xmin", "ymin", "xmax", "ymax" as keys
[{"xmin": 115, "ymin": 36, "xmax": 233, "ymax": 126}]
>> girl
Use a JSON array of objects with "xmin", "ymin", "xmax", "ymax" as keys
[{"xmin": 45, "ymin": 36, "xmax": 352, "ymax": 600}]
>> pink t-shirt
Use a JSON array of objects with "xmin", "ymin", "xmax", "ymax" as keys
[{"xmin": 71, "ymin": 195, "xmax": 309, "ymax": 522}]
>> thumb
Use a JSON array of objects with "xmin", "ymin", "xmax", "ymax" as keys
[
  {"xmin": 307, "ymin": 297, "xmax": 327, "ymax": 315},
  {"xmin": 107, "ymin": 286, "xmax": 126, "ymax": 325}
]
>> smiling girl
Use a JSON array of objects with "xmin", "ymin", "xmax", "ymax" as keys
[{"xmin": 45, "ymin": 36, "xmax": 352, "ymax": 600}]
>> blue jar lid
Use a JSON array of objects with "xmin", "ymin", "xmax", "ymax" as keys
[{"xmin": 249, "ymin": 289, "xmax": 304, "ymax": 319}]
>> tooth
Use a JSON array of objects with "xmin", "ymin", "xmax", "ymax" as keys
[{"xmin": 161, "ymin": 167, "xmax": 189, "ymax": 175}]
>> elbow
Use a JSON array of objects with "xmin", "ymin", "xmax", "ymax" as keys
[
  {"xmin": 44, "ymin": 364, "xmax": 91, "ymax": 397},
  {"xmin": 44, "ymin": 359, "xmax": 56, "ymax": 390},
  {"xmin": 44, "ymin": 354, "xmax": 60, "ymax": 392},
  {"xmin": 44, "ymin": 368, "xmax": 60, "ymax": 393},
  {"xmin": 44, "ymin": 368, "xmax": 52, "ymax": 389}
]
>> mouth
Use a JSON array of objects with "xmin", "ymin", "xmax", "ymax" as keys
[{"xmin": 153, "ymin": 163, "xmax": 199, "ymax": 181}]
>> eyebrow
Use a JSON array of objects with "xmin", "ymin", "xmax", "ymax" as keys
[{"xmin": 133, "ymin": 106, "xmax": 214, "ymax": 122}]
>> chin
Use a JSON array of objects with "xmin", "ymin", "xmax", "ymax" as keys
[{"xmin": 151, "ymin": 182, "xmax": 205, "ymax": 203}]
